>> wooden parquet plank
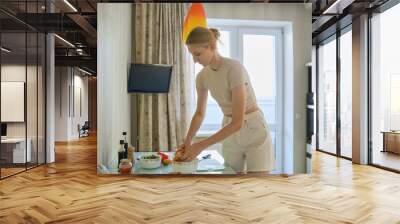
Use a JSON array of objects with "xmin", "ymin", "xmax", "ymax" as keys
[{"xmin": 1, "ymin": 134, "xmax": 400, "ymax": 223}]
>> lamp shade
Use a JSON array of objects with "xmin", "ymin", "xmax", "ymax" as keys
[{"xmin": 182, "ymin": 3, "xmax": 207, "ymax": 43}]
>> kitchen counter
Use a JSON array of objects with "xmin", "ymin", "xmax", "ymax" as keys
[{"xmin": 101, "ymin": 149, "xmax": 236, "ymax": 175}]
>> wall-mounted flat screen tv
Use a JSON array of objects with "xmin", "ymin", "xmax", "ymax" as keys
[{"xmin": 128, "ymin": 64, "xmax": 173, "ymax": 93}]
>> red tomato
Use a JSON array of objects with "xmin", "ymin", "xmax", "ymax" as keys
[{"xmin": 157, "ymin": 151, "xmax": 169, "ymax": 160}]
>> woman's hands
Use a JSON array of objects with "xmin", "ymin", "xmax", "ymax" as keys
[
  {"xmin": 181, "ymin": 141, "xmax": 206, "ymax": 162},
  {"xmin": 176, "ymin": 137, "xmax": 191, "ymax": 153}
]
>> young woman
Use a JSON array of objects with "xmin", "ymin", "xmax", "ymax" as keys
[{"xmin": 179, "ymin": 27, "xmax": 275, "ymax": 174}]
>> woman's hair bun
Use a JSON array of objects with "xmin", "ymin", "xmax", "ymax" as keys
[{"xmin": 209, "ymin": 28, "xmax": 220, "ymax": 40}]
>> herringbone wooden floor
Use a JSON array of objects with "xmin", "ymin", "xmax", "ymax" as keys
[{"xmin": 1, "ymin": 134, "xmax": 400, "ymax": 224}]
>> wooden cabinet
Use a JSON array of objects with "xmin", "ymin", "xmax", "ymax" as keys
[{"xmin": 382, "ymin": 132, "xmax": 400, "ymax": 154}]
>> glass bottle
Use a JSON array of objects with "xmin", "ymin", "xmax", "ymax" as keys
[
  {"xmin": 118, "ymin": 139, "xmax": 125, "ymax": 167},
  {"xmin": 122, "ymin": 131, "xmax": 127, "ymax": 143},
  {"xmin": 122, "ymin": 132, "xmax": 128, "ymax": 158}
]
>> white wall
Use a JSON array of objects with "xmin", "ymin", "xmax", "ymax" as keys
[
  {"xmin": 1, "ymin": 65, "xmax": 28, "ymax": 139},
  {"xmin": 73, "ymin": 73, "xmax": 89, "ymax": 138},
  {"xmin": 1, "ymin": 65, "xmax": 39, "ymax": 137},
  {"xmin": 1, "ymin": 64, "xmax": 46, "ymax": 163},
  {"xmin": 55, "ymin": 67, "xmax": 69, "ymax": 141},
  {"xmin": 97, "ymin": 3, "xmax": 132, "ymax": 171},
  {"xmin": 204, "ymin": 3, "xmax": 311, "ymax": 174},
  {"xmin": 55, "ymin": 67, "xmax": 89, "ymax": 141}
]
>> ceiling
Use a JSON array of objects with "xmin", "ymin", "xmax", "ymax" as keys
[
  {"xmin": 0, "ymin": 0, "xmax": 395, "ymax": 75},
  {"xmin": 310, "ymin": 0, "xmax": 390, "ymax": 43},
  {"xmin": 1, "ymin": 0, "xmax": 98, "ymax": 74}
]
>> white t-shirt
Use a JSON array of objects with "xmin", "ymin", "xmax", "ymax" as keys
[{"xmin": 195, "ymin": 57, "xmax": 257, "ymax": 115}]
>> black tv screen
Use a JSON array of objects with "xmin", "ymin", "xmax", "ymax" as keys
[
  {"xmin": 128, "ymin": 64, "xmax": 173, "ymax": 93},
  {"xmin": 1, "ymin": 123, "xmax": 7, "ymax": 137}
]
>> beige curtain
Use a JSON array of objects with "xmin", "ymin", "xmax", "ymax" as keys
[{"xmin": 134, "ymin": 3, "xmax": 193, "ymax": 152}]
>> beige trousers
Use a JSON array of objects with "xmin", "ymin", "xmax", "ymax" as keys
[{"xmin": 221, "ymin": 110, "xmax": 276, "ymax": 172}]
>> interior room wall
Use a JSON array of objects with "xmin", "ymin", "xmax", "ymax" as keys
[
  {"xmin": 1, "ymin": 64, "xmax": 45, "ymax": 164},
  {"xmin": 97, "ymin": 3, "xmax": 132, "ymax": 170},
  {"xmin": 55, "ymin": 67, "xmax": 69, "ymax": 141},
  {"xmin": 1, "ymin": 65, "xmax": 39, "ymax": 139},
  {"xmin": 204, "ymin": 3, "xmax": 311, "ymax": 174},
  {"xmin": 1, "ymin": 65, "xmax": 25, "ymax": 138},
  {"xmin": 72, "ymin": 72, "xmax": 89, "ymax": 138},
  {"xmin": 54, "ymin": 67, "xmax": 89, "ymax": 141}
]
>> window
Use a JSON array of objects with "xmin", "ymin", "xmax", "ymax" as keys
[
  {"xmin": 316, "ymin": 27, "xmax": 353, "ymax": 159},
  {"xmin": 340, "ymin": 29, "xmax": 352, "ymax": 158},
  {"xmin": 240, "ymin": 29, "xmax": 277, "ymax": 133},
  {"xmin": 318, "ymin": 37, "xmax": 337, "ymax": 155},
  {"xmin": 390, "ymin": 74, "xmax": 400, "ymax": 130},
  {"xmin": 371, "ymin": 3, "xmax": 400, "ymax": 171}
]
